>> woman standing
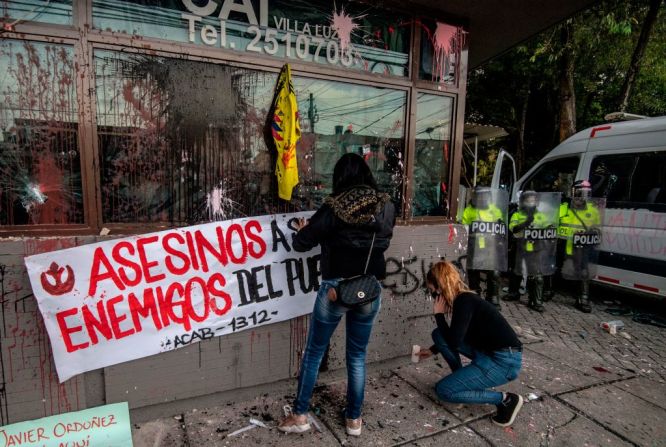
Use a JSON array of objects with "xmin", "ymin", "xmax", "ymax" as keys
[
  {"xmin": 278, "ymin": 153, "xmax": 395, "ymax": 436},
  {"xmin": 418, "ymin": 261, "xmax": 524, "ymax": 427}
]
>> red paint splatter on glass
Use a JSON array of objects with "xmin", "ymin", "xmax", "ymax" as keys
[
  {"xmin": 331, "ymin": 6, "xmax": 361, "ymax": 52},
  {"xmin": 419, "ymin": 21, "xmax": 467, "ymax": 84}
]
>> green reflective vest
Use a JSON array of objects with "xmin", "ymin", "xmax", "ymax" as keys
[
  {"xmin": 558, "ymin": 202, "xmax": 601, "ymax": 255},
  {"xmin": 509, "ymin": 210, "xmax": 549, "ymax": 252},
  {"xmin": 462, "ymin": 204, "xmax": 503, "ymax": 250}
]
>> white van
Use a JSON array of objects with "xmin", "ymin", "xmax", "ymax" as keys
[{"xmin": 492, "ymin": 116, "xmax": 666, "ymax": 297}]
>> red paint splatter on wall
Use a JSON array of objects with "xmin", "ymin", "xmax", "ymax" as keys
[
  {"xmin": 290, "ymin": 315, "xmax": 309, "ymax": 377},
  {"xmin": 448, "ymin": 223, "xmax": 456, "ymax": 244},
  {"xmin": 1, "ymin": 277, "xmax": 82, "ymax": 423}
]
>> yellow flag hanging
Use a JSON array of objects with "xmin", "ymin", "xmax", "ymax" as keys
[{"xmin": 271, "ymin": 64, "xmax": 301, "ymax": 201}]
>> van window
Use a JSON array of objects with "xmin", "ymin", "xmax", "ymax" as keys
[
  {"xmin": 522, "ymin": 156, "xmax": 579, "ymax": 196},
  {"xmin": 591, "ymin": 152, "xmax": 666, "ymax": 210}
]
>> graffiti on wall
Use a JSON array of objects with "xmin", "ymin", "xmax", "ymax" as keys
[
  {"xmin": 602, "ymin": 208, "xmax": 666, "ymax": 257},
  {"xmin": 383, "ymin": 253, "xmax": 467, "ymax": 296},
  {"xmin": 0, "ymin": 239, "xmax": 87, "ymax": 426}
]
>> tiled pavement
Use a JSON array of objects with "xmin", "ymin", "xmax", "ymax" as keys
[{"xmin": 132, "ymin": 290, "xmax": 666, "ymax": 446}]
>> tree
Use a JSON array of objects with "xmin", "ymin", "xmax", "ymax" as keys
[
  {"xmin": 558, "ymin": 20, "xmax": 577, "ymax": 141},
  {"xmin": 464, "ymin": 0, "xmax": 666, "ymax": 180},
  {"xmin": 618, "ymin": 0, "xmax": 664, "ymax": 111}
]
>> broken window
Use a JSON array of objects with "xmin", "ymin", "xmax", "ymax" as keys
[
  {"xmin": 94, "ymin": 51, "xmax": 407, "ymax": 224},
  {"xmin": 295, "ymin": 78, "xmax": 406, "ymax": 209},
  {"xmin": 412, "ymin": 93, "xmax": 453, "ymax": 217},
  {"xmin": 0, "ymin": 40, "xmax": 83, "ymax": 225}
]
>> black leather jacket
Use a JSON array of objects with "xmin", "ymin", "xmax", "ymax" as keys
[{"xmin": 292, "ymin": 185, "xmax": 396, "ymax": 280}]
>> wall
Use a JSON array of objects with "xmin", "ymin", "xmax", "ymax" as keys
[{"xmin": 0, "ymin": 223, "xmax": 467, "ymax": 424}]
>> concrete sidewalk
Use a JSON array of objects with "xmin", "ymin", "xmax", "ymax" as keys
[{"xmin": 131, "ymin": 293, "xmax": 666, "ymax": 446}]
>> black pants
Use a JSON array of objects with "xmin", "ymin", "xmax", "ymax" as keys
[{"xmin": 468, "ymin": 269, "xmax": 499, "ymax": 299}]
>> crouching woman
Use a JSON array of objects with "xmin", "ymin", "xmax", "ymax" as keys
[{"xmin": 418, "ymin": 261, "xmax": 524, "ymax": 427}]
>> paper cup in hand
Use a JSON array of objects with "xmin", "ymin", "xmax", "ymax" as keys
[{"xmin": 411, "ymin": 345, "xmax": 421, "ymax": 363}]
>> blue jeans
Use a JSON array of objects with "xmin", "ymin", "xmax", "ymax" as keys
[
  {"xmin": 431, "ymin": 328, "xmax": 522, "ymax": 405},
  {"xmin": 293, "ymin": 279, "xmax": 381, "ymax": 419}
]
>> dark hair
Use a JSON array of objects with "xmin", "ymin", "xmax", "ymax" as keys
[{"xmin": 332, "ymin": 153, "xmax": 378, "ymax": 195}]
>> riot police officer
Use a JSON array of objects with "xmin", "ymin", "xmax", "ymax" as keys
[
  {"xmin": 558, "ymin": 180, "xmax": 603, "ymax": 313},
  {"xmin": 461, "ymin": 187, "xmax": 508, "ymax": 309},
  {"xmin": 508, "ymin": 191, "xmax": 560, "ymax": 312}
]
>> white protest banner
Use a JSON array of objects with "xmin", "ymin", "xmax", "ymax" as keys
[
  {"xmin": 25, "ymin": 212, "xmax": 319, "ymax": 383},
  {"xmin": 0, "ymin": 402, "xmax": 132, "ymax": 447}
]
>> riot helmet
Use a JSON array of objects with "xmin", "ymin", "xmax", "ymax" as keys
[
  {"xmin": 519, "ymin": 190, "xmax": 538, "ymax": 212},
  {"xmin": 572, "ymin": 180, "xmax": 591, "ymax": 208},
  {"xmin": 470, "ymin": 186, "xmax": 492, "ymax": 209}
]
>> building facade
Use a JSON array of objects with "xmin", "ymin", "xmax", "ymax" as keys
[{"xmin": 0, "ymin": 0, "xmax": 470, "ymax": 423}]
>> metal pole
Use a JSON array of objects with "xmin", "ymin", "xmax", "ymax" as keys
[{"xmin": 473, "ymin": 135, "xmax": 478, "ymax": 187}]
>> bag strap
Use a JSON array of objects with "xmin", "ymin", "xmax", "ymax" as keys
[{"xmin": 363, "ymin": 233, "xmax": 376, "ymax": 274}]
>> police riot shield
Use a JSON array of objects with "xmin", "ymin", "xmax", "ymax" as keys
[
  {"xmin": 461, "ymin": 188, "xmax": 509, "ymax": 272},
  {"xmin": 559, "ymin": 197, "xmax": 605, "ymax": 280},
  {"xmin": 513, "ymin": 192, "xmax": 561, "ymax": 277}
]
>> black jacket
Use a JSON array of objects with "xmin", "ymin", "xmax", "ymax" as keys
[
  {"xmin": 292, "ymin": 185, "xmax": 396, "ymax": 280},
  {"xmin": 431, "ymin": 292, "xmax": 522, "ymax": 355}
]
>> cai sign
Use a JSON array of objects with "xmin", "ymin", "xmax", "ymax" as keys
[
  {"xmin": 181, "ymin": 0, "xmax": 406, "ymax": 74},
  {"xmin": 178, "ymin": 0, "xmax": 409, "ymax": 75},
  {"xmin": 25, "ymin": 213, "xmax": 319, "ymax": 382}
]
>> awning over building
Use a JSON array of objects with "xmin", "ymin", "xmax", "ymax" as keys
[
  {"xmin": 404, "ymin": 0, "xmax": 599, "ymax": 67},
  {"xmin": 464, "ymin": 123, "xmax": 508, "ymax": 144}
]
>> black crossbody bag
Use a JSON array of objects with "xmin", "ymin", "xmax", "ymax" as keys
[{"xmin": 336, "ymin": 233, "xmax": 382, "ymax": 308}]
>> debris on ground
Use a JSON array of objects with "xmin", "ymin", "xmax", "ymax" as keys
[
  {"xmin": 227, "ymin": 418, "xmax": 268, "ymax": 437},
  {"xmin": 600, "ymin": 320, "xmax": 625, "ymax": 334},
  {"xmin": 307, "ymin": 415, "xmax": 322, "ymax": 432}
]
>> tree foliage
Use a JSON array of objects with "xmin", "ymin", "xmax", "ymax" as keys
[{"xmin": 464, "ymin": 0, "xmax": 666, "ymax": 186}]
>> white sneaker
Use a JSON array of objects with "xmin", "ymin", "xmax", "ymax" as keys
[
  {"xmin": 278, "ymin": 414, "xmax": 311, "ymax": 433},
  {"xmin": 346, "ymin": 417, "xmax": 362, "ymax": 436}
]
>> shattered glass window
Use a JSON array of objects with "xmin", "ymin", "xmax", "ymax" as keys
[
  {"xmin": 412, "ymin": 93, "xmax": 453, "ymax": 217},
  {"xmin": 0, "ymin": 40, "xmax": 82, "ymax": 226},
  {"xmin": 1, "ymin": 0, "xmax": 72, "ymax": 27},
  {"xmin": 418, "ymin": 19, "xmax": 466, "ymax": 86},
  {"xmin": 92, "ymin": 0, "xmax": 410, "ymax": 76},
  {"xmin": 94, "ymin": 51, "xmax": 406, "ymax": 224},
  {"xmin": 292, "ymin": 78, "xmax": 406, "ymax": 209}
]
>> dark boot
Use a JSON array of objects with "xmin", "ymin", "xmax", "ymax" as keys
[
  {"xmin": 542, "ymin": 276, "xmax": 554, "ymax": 302},
  {"xmin": 504, "ymin": 272, "xmax": 521, "ymax": 301},
  {"xmin": 576, "ymin": 280, "xmax": 592, "ymax": 313},
  {"xmin": 527, "ymin": 275, "xmax": 544, "ymax": 312},
  {"xmin": 486, "ymin": 271, "xmax": 501, "ymax": 310}
]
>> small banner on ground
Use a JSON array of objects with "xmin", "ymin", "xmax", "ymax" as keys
[
  {"xmin": 25, "ymin": 213, "xmax": 318, "ymax": 383},
  {"xmin": 0, "ymin": 402, "xmax": 132, "ymax": 447}
]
